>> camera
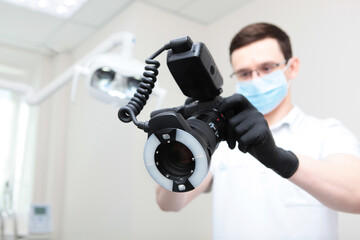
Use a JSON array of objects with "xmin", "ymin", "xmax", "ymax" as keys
[{"xmin": 119, "ymin": 36, "xmax": 226, "ymax": 192}]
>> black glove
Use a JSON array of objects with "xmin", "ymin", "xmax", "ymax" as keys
[
  {"xmin": 218, "ymin": 94, "xmax": 299, "ymax": 178},
  {"xmin": 184, "ymin": 97, "xmax": 196, "ymax": 104}
]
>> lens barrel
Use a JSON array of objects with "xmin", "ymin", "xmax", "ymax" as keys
[
  {"xmin": 187, "ymin": 110, "xmax": 225, "ymax": 156},
  {"xmin": 143, "ymin": 109, "xmax": 225, "ymax": 192}
]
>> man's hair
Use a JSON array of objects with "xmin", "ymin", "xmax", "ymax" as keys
[{"xmin": 229, "ymin": 22, "xmax": 292, "ymax": 61}]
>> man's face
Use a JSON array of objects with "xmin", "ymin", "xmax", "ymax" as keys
[{"xmin": 230, "ymin": 38, "xmax": 289, "ymax": 81}]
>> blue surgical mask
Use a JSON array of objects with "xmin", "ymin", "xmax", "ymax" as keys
[{"xmin": 236, "ymin": 69, "xmax": 288, "ymax": 114}]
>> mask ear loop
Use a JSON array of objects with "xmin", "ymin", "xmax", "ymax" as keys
[
  {"xmin": 283, "ymin": 58, "xmax": 294, "ymax": 87},
  {"xmin": 283, "ymin": 57, "xmax": 293, "ymax": 72}
]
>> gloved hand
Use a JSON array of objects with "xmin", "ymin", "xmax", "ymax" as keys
[
  {"xmin": 184, "ymin": 97, "xmax": 196, "ymax": 104},
  {"xmin": 218, "ymin": 94, "xmax": 299, "ymax": 178}
]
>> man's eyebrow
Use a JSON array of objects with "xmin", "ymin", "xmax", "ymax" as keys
[
  {"xmin": 239, "ymin": 61, "xmax": 278, "ymax": 68},
  {"xmin": 236, "ymin": 68, "xmax": 250, "ymax": 71}
]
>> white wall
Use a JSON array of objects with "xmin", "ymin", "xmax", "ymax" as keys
[
  {"xmin": 31, "ymin": 52, "xmax": 72, "ymax": 239},
  {"xmin": 28, "ymin": 0, "xmax": 360, "ymax": 240}
]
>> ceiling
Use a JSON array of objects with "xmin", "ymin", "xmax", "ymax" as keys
[{"xmin": 0, "ymin": 0, "xmax": 250, "ymax": 55}]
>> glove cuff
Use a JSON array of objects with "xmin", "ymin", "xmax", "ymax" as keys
[{"xmin": 272, "ymin": 149, "xmax": 299, "ymax": 178}]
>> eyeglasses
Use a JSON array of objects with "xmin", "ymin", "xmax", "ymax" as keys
[{"xmin": 230, "ymin": 59, "xmax": 287, "ymax": 81}]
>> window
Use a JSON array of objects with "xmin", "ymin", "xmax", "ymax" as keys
[{"xmin": 0, "ymin": 88, "xmax": 34, "ymax": 229}]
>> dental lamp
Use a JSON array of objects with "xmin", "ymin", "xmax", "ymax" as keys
[
  {"xmin": 87, "ymin": 52, "xmax": 145, "ymax": 107},
  {"xmin": 0, "ymin": 32, "xmax": 166, "ymax": 107}
]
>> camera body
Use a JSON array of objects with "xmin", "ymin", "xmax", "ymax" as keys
[{"xmin": 142, "ymin": 37, "xmax": 226, "ymax": 192}]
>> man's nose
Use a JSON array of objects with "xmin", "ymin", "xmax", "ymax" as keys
[{"xmin": 250, "ymin": 69, "xmax": 261, "ymax": 79}]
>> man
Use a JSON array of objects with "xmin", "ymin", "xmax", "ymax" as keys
[{"xmin": 156, "ymin": 22, "xmax": 360, "ymax": 239}]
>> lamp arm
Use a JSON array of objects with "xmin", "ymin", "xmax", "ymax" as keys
[
  {"xmin": 0, "ymin": 78, "xmax": 32, "ymax": 95},
  {"xmin": 25, "ymin": 66, "xmax": 75, "ymax": 105}
]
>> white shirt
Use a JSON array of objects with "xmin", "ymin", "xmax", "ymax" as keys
[{"xmin": 210, "ymin": 106, "xmax": 360, "ymax": 240}]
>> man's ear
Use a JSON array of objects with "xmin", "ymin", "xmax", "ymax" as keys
[{"xmin": 286, "ymin": 57, "xmax": 300, "ymax": 80}]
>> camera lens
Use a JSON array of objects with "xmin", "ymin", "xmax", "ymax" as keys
[
  {"xmin": 155, "ymin": 141, "xmax": 195, "ymax": 179},
  {"xmin": 187, "ymin": 110, "xmax": 225, "ymax": 156},
  {"xmin": 143, "ymin": 109, "xmax": 226, "ymax": 192}
]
